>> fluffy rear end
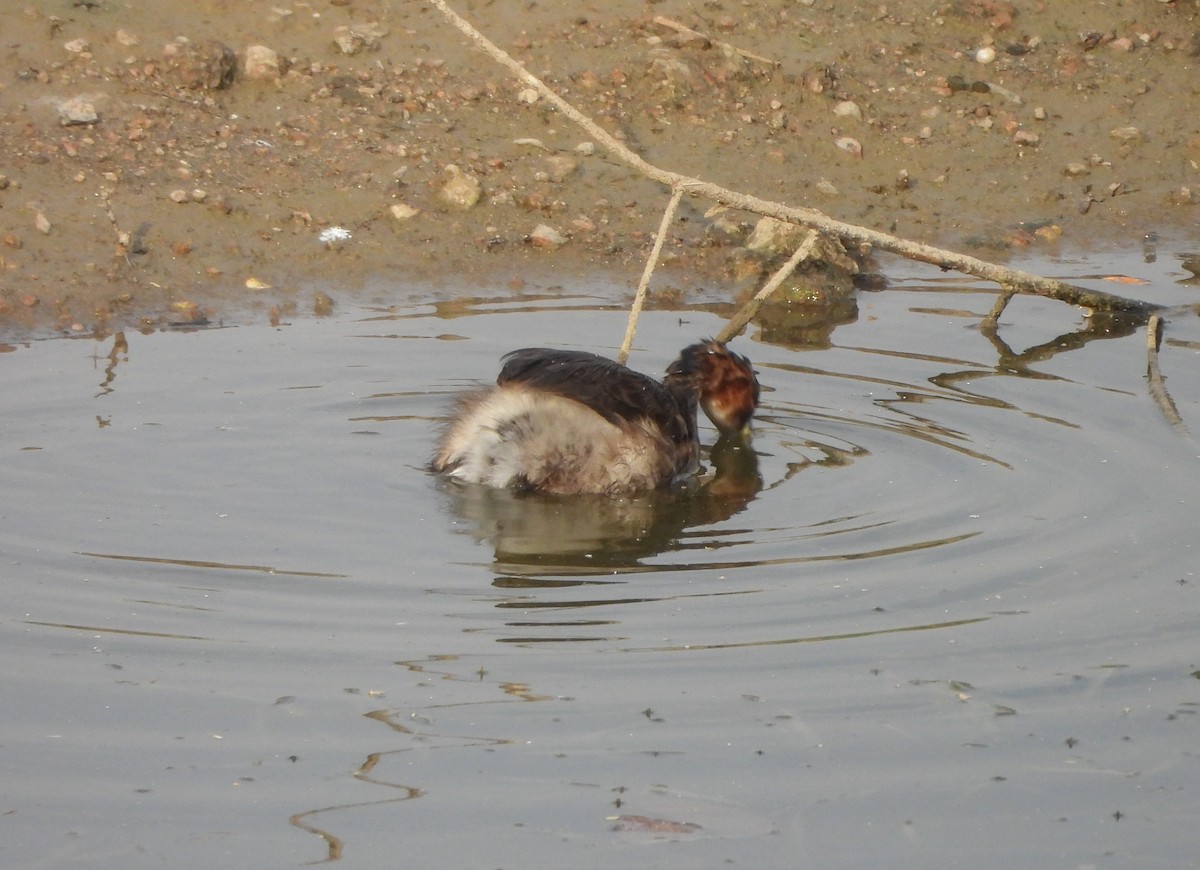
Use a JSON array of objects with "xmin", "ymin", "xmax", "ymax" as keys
[{"xmin": 432, "ymin": 387, "xmax": 689, "ymax": 494}]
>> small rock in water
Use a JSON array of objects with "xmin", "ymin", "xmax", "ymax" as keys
[
  {"xmin": 832, "ymin": 100, "xmax": 861, "ymax": 120},
  {"xmin": 745, "ymin": 216, "xmax": 808, "ymax": 255},
  {"xmin": 543, "ymin": 155, "xmax": 579, "ymax": 183},
  {"xmin": 57, "ymin": 96, "xmax": 99, "ymax": 126},
  {"xmin": 389, "ymin": 203, "xmax": 420, "ymax": 222},
  {"xmin": 243, "ymin": 45, "xmax": 283, "ymax": 80},
  {"xmin": 438, "ymin": 165, "xmax": 481, "ymax": 210},
  {"xmin": 163, "ymin": 38, "xmax": 237, "ymax": 90},
  {"xmin": 313, "ymin": 292, "xmax": 335, "ymax": 316},
  {"xmin": 332, "ymin": 23, "xmax": 387, "ymax": 55},
  {"xmin": 529, "ymin": 224, "xmax": 566, "ymax": 248},
  {"xmin": 833, "ymin": 136, "xmax": 863, "ymax": 158}
]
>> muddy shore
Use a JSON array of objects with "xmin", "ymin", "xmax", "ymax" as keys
[{"xmin": 1, "ymin": 0, "xmax": 1197, "ymax": 336}]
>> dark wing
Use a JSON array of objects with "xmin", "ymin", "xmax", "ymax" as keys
[{"xmin": 498, "ymin": 348, "xmax": 683, "ymax": 434}]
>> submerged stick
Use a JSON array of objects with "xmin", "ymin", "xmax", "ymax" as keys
[
  {"xmin": 983, "ymin": 289, "xmax": 1015, "ymax": 327},
  {"xmin": 1145, "ymin": 314, "xmax": 1186, "ymax": 430},
  {"xmin": 652, "ymin": 15, "xmax": 780, "ymax": 67},
  {"xmin": 426, "ymin": 0, "xmax": 1160, "ymax": 317},
  {"xmin": 618, "ymin": 188, "xmax": 683, "ymax": 365}
]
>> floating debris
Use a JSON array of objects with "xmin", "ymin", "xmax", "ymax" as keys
[
  {"xmin": 318, "ymin": 226, "xmax": 352, "ymax": 245},
  {"xmin": 608, "ymin": 815, "xmax": 702, "ymax": 834}
]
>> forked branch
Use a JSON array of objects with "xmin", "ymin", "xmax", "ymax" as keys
[{"xmin": 425, "ymin": 0, "xmax": 1160, "ymax": 318}]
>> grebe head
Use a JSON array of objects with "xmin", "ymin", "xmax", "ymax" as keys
[{"xmin": 666, "ymin": 340, "xmax": 760, "ymax": 436}]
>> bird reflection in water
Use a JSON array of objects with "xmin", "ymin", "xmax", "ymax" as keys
[{"xmin": 438, "ymin": 432, "xmax": 761, "ymax": 574}]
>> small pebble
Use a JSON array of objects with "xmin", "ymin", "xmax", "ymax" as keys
[
  {"xmin": 438, "ymin": 165, "xmax": 481, "ymax": 209},
  {"xmin": 243, "ymin": 45, "xmax": 282, "ymax": 80},
  {"xmin": 834, "ymin": 136, "xmax": 863, "ymax": 157},
  {"xmin": 58, "ymin": 96, "xmax": 99, "ymax": 126},
  {"xmin": 975, "ymin": 46, "xmax": 997, "ymax": 64},
  {"xmin": 529, "ymin": 224, "xmax": 565, "ymax": 248},
  {"xmin": 832, "ymin": 100, "xmax": 862, "ymax": 120},
  {"xmin": 543, "ymin": 155, "xmax": 579, "ymax": 183},
  {"xmin": 170, "ymin": 189, "xmax": 190, "ymax": 203}
]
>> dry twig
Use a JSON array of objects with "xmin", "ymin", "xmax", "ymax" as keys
[
  {"xmin": 652, "ymin": 15, "xmax": 780, "ymax": 67},
  {"xmin": 717, "ymin": 231, "xmax": 820, "ymax": 344},
  {"xmin": 618, "ymin": 188, "xmax": 683, "ymax": 365}
]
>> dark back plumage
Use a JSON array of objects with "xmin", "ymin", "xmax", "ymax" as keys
[{"xmin": 498, "ymin": 347, "xmax": 696, "ymax": 447}]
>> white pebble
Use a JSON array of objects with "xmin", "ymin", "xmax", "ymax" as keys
[{"xmin": 832, "ymin": 100, "xmax": 862, "ymax": 120}]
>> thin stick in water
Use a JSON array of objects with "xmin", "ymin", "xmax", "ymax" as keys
[
  {"xmin": 618, "ymin": 188, "xmax": 683, "ymax": 365},
  {"xmin": 717, "ymin": 230, "xmax": 819, "ymax": 344}
]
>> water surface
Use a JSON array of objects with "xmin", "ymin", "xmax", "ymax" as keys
[{"xmin": 3, "ymin": 245, "xmax": 1199, "ymax": 868}]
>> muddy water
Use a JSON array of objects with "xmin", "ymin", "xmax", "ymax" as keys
[{"xmin": 4, "ymin": 246, "xmax": 1200, "ymax": 868}]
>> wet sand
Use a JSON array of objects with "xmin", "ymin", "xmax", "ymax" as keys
[{"xmin": 1, "ymin": 0, "xmax": 1197, "ymax": 335}]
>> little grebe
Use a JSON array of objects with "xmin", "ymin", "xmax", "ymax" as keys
[{"xmin": 432, "ymin": 339, "xmax": 760, "ymax": 495}]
